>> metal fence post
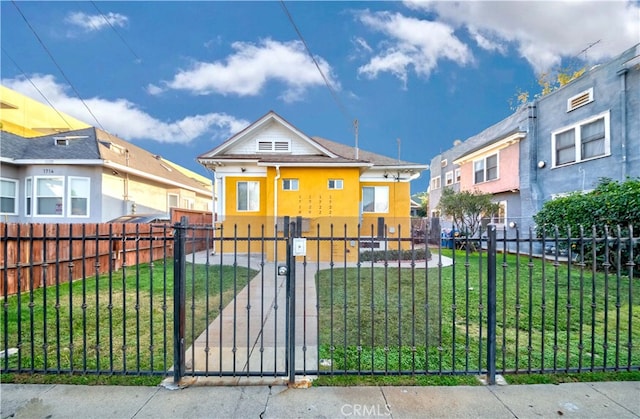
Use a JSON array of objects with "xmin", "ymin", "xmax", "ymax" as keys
[
  {"xmin": 487, "ymin": 224, "xmax": 497, "ymax": 385},
  {"xmin": 173, "ymin": 216, "xmax": 187, "ymax": 383},
  {"xmin": 286, "ymin": 216, "xmax": 298, "ymax": 384}
]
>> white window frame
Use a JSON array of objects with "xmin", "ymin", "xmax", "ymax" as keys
[
  {"xmin": 441, "ymin": 159, "xmax": 448, "ymax": 167},
  {"xmin": 282, "ymin": 178, "xmax": 299, "ymax": 191},
  {"xmin": 551, "ymin": 111, "xmax": 610, "ymax": 168},
  {"xmin": 68, "ymin": 176, "xmax": 90, "ymax": 218},
  {"xmin": 182, "ymin": 197, "xmax": 194, "ymax": 209},
  {"xmin": 25, "ymin": 177, "xmax": 32, "ymax": 216},
  {"xmin": 494, "ymin": 200, "xmax": 507, "ymax": 226},
  {"xmin": 445, "ymin": 171, "xmax": 454, "ymax": 186},
  {"xmin": 0, "ymin": 178, "xmax": 18, "ymax": 215},
  {"xmin": 362, "ymin": 186, "xmax": 389, "ymax": 213},
  {"xmin": 328, "ymin": 179, "xmax": 343, "ymax": 190},
  {"xmin": 168, "ymin": 193, "xmax": 179, "ymax": 209},
  {"xmin": 237, "ymin": 181, "xmax": 260, "ymax": 212},
  {"xmin": 454, "ymin": 168, "xmax": 461, "ymax": 183},
  {"xmin": 34, "ymin": 176, "xmax": 65, "ymax": 217},
  {"xmin": 430, "ymin": 176, "xmax": 441, "ymax": 190},
  {"xmin": 473, "ymin": 153, "xmax": 499, "ymax": 184}
]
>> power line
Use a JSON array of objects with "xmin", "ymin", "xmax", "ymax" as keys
[
  {"xmin": 90, "ymin": 1, "xmax": 142, "ymax": 63},
  {"xmin": 279, "ymin": 0, "xmax": 354, "ymax": 130},
  {"xmin": 1, "ymin": 48, "xmax": 76, "ymax": 132},
  {"xmin": 11, "ymin": 0, "xmax": 107, "ymax": 132}
]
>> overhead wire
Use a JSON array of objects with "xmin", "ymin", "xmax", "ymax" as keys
[
  {"xmin": 10, "ymin": 0, "xmax": 107, "ymax": 133},
  {"xmin": 1, "ymin": 48, "xmax": 77, "ymax": 132},
  {"xmin": 90, "ymin": 1, "xmax": 142, "ymax": 63},
  {"xmin": 279, "ymin": 0, "xmax": 355, "ymax": 131}
]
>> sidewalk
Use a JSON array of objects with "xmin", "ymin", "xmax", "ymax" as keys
[{"xmin": 2, "ymin": 381, "xmax": 638, "ymax": 418}]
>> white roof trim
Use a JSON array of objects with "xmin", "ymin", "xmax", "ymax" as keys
[
  {"xmin": 256, "ymin": 162, "xmax": 372, "ymax": 168},
  {"xmin": 454, "ymin": 132, "xmax": 525, "ymax": 165},
  {"xmin": 11, "ymin": 159, "xmax": 104, "ymax": 165},
  {"xmin": 105, "ymin": 162, "xmax": 213, "ymax": 196}
]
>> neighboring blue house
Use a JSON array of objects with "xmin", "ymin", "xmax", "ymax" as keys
[{"xmin": 429, "ymin": 43, "xmax": 640, "ymax": 235}]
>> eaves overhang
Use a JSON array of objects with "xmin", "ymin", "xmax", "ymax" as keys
[
  {"xmin": 198, "ymin": 158, "xmax": 260, "ymax": 166},
  {"xmin": 256, "ymin": 161, "xmax": 372, "ymax": 168},
  {"xmin": 11, "ymin": 159, "xmax": 104, "ymax": 165},
  {"xmin": 453, "ymin": 131, "xmax": 526, "ymax": 165},
  {"xmin": 374, "ymin": 165, "xmax": 429, "ymax": 172},
  {"xmin": 105, "ymin": 161, "xmax": 213, "ymax": 196}
]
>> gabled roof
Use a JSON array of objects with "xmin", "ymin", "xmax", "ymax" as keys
[
  {"xmin": 199, "ymin": 110, "xmax": 338, "ymax": 159},
  {"xmin": 1, "ymin": 128, "xmax": 212, "ymax": 195},
  {"xmin": 198, "ymin": 110, "xmax": 427, "ymax": 170}
]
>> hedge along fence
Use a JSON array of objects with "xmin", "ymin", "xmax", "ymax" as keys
[{"xmin": 0, "ymin": 223, "xmax": 173, "ymax": 297}]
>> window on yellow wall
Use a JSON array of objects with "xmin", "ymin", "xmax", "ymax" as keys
[
  {"xmin": 328, "ymin": 179, "xmax": 343, "ymax": 190},
  {"xmin": 237, "ymin": 181, "xmax": 260, "ymax": 211},
  {"xmin": 283, "ymin": 179, "xmax": 298, "ymax": 191},
  {"xmin": 362, "ymin": 186, "xmax": 389, "ymax": 213}
]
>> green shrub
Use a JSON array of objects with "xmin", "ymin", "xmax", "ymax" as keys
[
  {"xmin": 359, "ymin": 248, "xmax": 431, "ymax": 262},
  {"xmin": 533, "ymin": 177, "xmax": 640, "ymax": 273}
]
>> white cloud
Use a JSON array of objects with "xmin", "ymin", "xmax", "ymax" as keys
[
  {"xmin": 355, "ymin": 11, "xmax": 472, "ymax": 85},
  {"xmin": 405, "ymin": 0, "xmax": 640, "ymax": 73},
  {"xmin": 467, "ymin": 27, "xmax": 506, "ymax": 54},
  {"xmin": 3, "ymin": 74, "xmax": 249, "ymax": 144},
  {"xmin": 65, "ymin": 11, "xmax": 128, "ymax": 32},
  {"xmin": 156, "ymin": 38, "xmax": 339, "ymax": 103}
]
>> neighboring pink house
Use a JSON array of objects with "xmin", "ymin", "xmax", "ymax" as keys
[
  {"xmin": 454, "ymin": 132, "xmax": 525, "ymax": 194},
  {"xmin": 453, "ymin": 131, "xmax": 526, "ymax": 226}
]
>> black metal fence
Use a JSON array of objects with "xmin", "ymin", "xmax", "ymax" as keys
[{"xmin": 1, "ymin": 220, "xmax": 638, "ymax": 383}]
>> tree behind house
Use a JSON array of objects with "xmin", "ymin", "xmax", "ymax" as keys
[{"xmin": 437, "ymin": 188, "xmax": 499, "ymax": 238}]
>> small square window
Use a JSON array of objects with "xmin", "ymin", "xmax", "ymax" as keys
[
  {"xmin": 283, "ymin": 179, "xmax": 299, "ymax": 191},
  {"xmin": 328, "ymin": 179, "xmax": 343, "ymax": 190}
]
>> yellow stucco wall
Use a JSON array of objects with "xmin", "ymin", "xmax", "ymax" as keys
[{"xmin": 218, "ymin": 167, "xmax": 414, "ymax": 262}]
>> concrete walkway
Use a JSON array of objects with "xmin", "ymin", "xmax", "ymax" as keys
[
  {"xmin": 181, "ymin": 251, "xmax": 453, "ymax": 384},
  {"xmin": 2, "ymin": 381, "xmax": 639, "ymax": 418}
]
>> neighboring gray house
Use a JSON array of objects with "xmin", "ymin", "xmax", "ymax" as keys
[
  {"xmin": 0, "ymin": 127, "xmax": 214, "ymax": 223},
  {"xmin": 429, "ymin": 43, "xmax": 640, "ymax": 235}
]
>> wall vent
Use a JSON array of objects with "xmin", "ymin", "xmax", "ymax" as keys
[
  {"xmin": 567, "ymin": 88, "xmax": 593, "ymax": 112},
  {"xmin": 256, "ymin": 139, "xmax": 291, "ymax": 152}
]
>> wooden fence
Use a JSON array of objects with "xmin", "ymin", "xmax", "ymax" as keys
[{"xmin": 0, "ymin": 223, "xmax": 173, "ymax": 297}]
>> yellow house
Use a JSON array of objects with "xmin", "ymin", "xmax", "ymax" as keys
[{"xmin": 197, "ymin": 111, "xmax": 428, "ymax": 262}]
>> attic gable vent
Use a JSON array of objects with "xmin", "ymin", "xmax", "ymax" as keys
[
  {"xmin": 274, "ymin": 141, "xmax": 289, "ymax": 151},
  {"xmin": 256, "ymin": 139, "xmax": 291, "ymax": 152},
  {"xmin": 567, "ymin": 88, "xmax": 593, "ymax": 112}
]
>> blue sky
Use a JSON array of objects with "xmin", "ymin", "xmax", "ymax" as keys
[{"xmin": 2, "ymin": 1, "xmax": 638, "ymax": 194}]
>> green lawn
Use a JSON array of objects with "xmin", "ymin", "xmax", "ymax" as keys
[
  {"xmin": 0, "ymin": 260, "xmax": 257, "ymax": 375},
  {"xmin": 316, "ymin": 249, "xmax": 640, "ymax": 374}
]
